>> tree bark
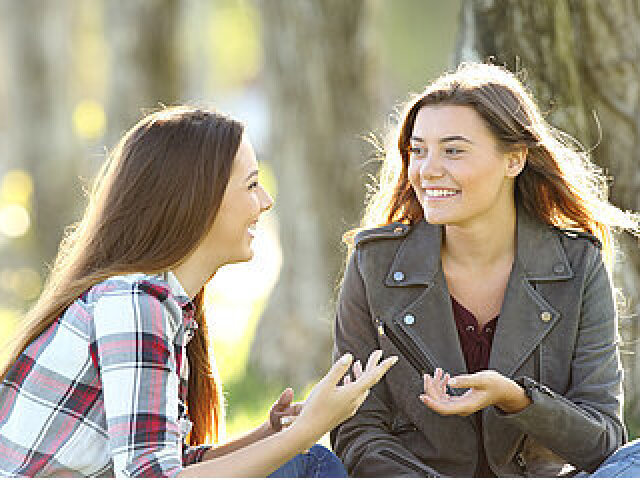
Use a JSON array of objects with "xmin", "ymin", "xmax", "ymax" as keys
[
  {"xmin": 249, "ymin": 0, "xmax": 378, "ymax": 387},
  {"xmin": 104, "ymin": 0, "xmax": 182, "ymax": 145},
  {"xmin": 455, "ymin": 0, "xmax": 640, "ymax": 425},
  {"xmin": 0, "ymin": 0, "xmax": 78, "ymax": 309}
]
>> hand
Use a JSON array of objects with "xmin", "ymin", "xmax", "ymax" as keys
[
  {"xmin": 268, "ymin": 388, "xmax": 303, "ymax": 433},
  {"xmin": 293, "ymin": 350, "xmax": 397, "ymax": 449},
  {"xmin": 419, "ymin": 368, "xmax": 531, "ymax": 416}
]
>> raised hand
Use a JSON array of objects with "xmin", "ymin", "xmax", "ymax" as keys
[
  {"xmin": 419, "ymin": 368, "xmax": 531, "ymax": 416},
  {"xmin": 268, "ymin": 388, "xmax": 303, "ymax": 432},
  {"xmin": 294, "ymin": 350, "xmax": 397, "ymax": 449}
]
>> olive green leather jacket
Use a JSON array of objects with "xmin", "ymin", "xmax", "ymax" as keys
[{"xmin": 331, "ymin": 208, "xmax": 625, "ymax": 477}]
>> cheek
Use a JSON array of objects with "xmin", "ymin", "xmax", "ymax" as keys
[{"xmin": 407, "ymin": 161, "xmax": 420, "ymax": 186}]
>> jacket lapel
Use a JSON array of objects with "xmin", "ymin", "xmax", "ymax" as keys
[
  {"xmin": 386, "ymin": 207, "xmax": 574, "ymax": 378},
  {"xmin": 489, "ymin": 207, "xmax": 573, "ymax": 376},
  {"xmin": 385, "ymin": 220, "xmax": 468, "ymax": 376}
]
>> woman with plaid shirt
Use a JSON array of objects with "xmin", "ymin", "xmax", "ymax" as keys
[{"xmin": 0, "ymin": 107, "xmax": 397, "ymax": 477}]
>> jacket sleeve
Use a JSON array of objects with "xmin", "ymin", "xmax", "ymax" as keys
[
  {"xmin": 498, "ymin": 247, "xmax": 625, "ymax": 473},
  {"xmin": 331, "ymin": 250, "xmax": 441, "ymax": 477}
]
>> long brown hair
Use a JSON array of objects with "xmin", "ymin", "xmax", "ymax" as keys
[
  {"xmin": 0, "ymin": 106, "xmax": 242, "ymax": 445},
  {"xmin": 353, "ymin": 63, "xmax": 639, "ymax": 267}
]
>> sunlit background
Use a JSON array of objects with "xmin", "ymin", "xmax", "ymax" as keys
[{"xmin": 0, "ymin": 0, "xmax": 461, "ymax": 441}]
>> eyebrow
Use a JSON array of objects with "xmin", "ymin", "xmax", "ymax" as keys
[
  {"xmin": 245, "ymin": 169, "xmax": 259, "ymax": 182},
  {"xmin": 410, "ymin": 135, "xmax": 474, "ymax": 144}
]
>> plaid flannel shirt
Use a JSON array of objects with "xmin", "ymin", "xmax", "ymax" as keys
[{"xmin": 0, "ymin": 272, "xmax": 211, "ymax": 477}]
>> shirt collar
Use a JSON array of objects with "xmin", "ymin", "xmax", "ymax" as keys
[{"xmin": 165, "ymin": 271, "xmax": 192, "ymax": 308}]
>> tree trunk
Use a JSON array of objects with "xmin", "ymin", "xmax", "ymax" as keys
[
  {"xmin": 455, "ymin": 0, "xmax": 640, "ymax": 428},
  {"xmin": 249, "ymin": 0, "xmax": 378, "ymax": 387},
  {"xmin": 104, "ymin": 0, "xmax": 182, "ymax": 145},
  {"xmin": 0, "ymin": 0, "xmax": 78, "ymax": 309}
]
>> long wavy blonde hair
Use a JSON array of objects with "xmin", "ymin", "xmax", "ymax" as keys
[
  {"xmin": 351, "ymin": 63, "xmax": 639, "ymax": 268},
  {"xmin": 0, "ymin": 106, "xmax": 240, "ymax": 445}
]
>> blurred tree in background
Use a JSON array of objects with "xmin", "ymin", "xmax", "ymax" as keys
[
  {"xmin": 2, "ymin": 0, "xmax": 638, "ymax": 441},
  {"xmin": 248, "ymin": 0, "xmax": 379, "ymax": 387},
  {"xmin": 456, "ymin": 0, "xmax": 640, "ymax": 435}
]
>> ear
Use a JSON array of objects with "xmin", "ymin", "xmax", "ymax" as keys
[{"xmin": 505, "ymin": 145, "xmax": 527, "ymax": 178}]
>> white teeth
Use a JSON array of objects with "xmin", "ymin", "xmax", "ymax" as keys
[
  {"xmin": 248, "ymin": 225, "xmax": 257, "ymax": 234},
  {"xmin": 424, "ymin": 189, "xmax": 459, "ymax": 197}
]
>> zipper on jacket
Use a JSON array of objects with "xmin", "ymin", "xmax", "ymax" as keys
[
  {"xmin": 386, "ymin": 317, "xmax": 464, "ymax": 398},
  {"xmin": 382, "ymin": 319, "xmax": 434, "ymax": 376},
  {"xmin": 378, "ymin": 448, "xmax": 437, "ymax": 477}
]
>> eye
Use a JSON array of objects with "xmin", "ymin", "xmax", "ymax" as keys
[
  {"xmin": 408, "ymin": 146, "xmax": 427, "ymax": 158},
  {"xmin": 445, "ymin": 146, "xmax": 464, "ymax": 155}
]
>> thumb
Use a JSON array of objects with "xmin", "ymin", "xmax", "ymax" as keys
[
  {"xmin": 447, "ymin": 374, "xmax": 478, "ymax": 389},
  {"xmin": 276, "ymin": 387, "xmax": 294, "ymax": 408},
  {"xmin": 325, "ymin": 353, "xmax": 353, "ymax": 386}
]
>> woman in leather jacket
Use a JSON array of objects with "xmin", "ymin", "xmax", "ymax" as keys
[{"xmin": 332, "ymin": 62, "xmax": 640, "ymax": 477}]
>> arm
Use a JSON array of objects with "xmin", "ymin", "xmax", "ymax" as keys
[
  {"xmin": 499, "ymin": 248, "xmax": 625, "ymax": 471},
  {"xmin": 420, "ymin": 248, "xmax": 625, "ymax": 472},
  {"xmin": 332, "ymin": 251, "xmax": 441, "ymax": 477},
  {"xmin": 201, "ymin": 388, "xmax": 302, "ymax": 461},
  {"xmin": 200, "ymin": 422, "xmax": 274, "ymax": 461},
  {"xmin": 181, "ymin": 351, "xmax": 397, "ymax": 477}
]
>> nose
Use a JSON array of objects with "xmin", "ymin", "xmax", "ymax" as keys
[
  {"xmin": 419, "ymin": 150, "xmax": 444, "ymax": 179},
  {"xmin": 260, "ymin": 186, "xmax": 274, "ymax": 213}
]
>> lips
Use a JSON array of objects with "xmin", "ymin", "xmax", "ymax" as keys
[{"xmin": 248, "ymin": 221, "xmax": 258, "ymax": 237}]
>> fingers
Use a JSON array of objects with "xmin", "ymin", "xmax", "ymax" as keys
[
  {"xmin": 275, "ymin": 387, "xmax": 294, "ymax": 408},
  {"xmin": 353, "ymin": 360, "xmax": 363, "ymax": 380},
  {"xmin": 365, "ymin": 349, "xmax": 384, "ymax": 372},
  {"xmin": 419, "ymin": 390, "xmax": 481, "ymax": 417},
  {"xmin": 357, "ymin": 353, "xmax": 398, "ymax": 389},
  {"xmin": 326, "ymin": 353, "xmax": 354, "ymax": 386},
  {"xmin": 337, "ymin": 350, "xmax": 397, "ymax": 392}
]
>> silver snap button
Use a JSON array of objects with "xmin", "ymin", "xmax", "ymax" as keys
[
  {"xmin": 393, "ymin": 271, "xmax": 405, "ymax": 282},
  {"xmin": 403, "ymin": 314, "xmax": 415, "ymax": 325},
  {"xmin": 553, "ymin": 264, "xmax": 565, "ymax": 273},
  {"xmin": 540, "ymin": 311, "xmax": 552, "ymax": 322}
]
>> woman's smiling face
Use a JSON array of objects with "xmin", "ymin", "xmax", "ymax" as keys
[
  {"xmin": 200, "ymin": 134, "xmax": 273, "ymax": 266},
  {"xmin": 408, "ymin": 105, "xmax": 522, "ymax": 228}
]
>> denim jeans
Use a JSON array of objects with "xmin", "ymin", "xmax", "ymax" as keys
[
  {"xmin": 588, "ymin": 439, "xmax": 640, "ymax": 477},
  {"xmin": 268, "ymin": 444, "xmax": 347, "ymax": 478}
]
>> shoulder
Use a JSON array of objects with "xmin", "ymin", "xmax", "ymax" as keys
[
  {"xmin": 555, "ymin": 228, "xmax": 602, "ymax": 250},
  {"xmin": 87, "ymin": 273, "xmax": 172, "ymax": 305},
  {"xmin": 89, "ymin": 274, "xmax": 183, "ymax": 338},
  {"xmin": 354, "ymin": 222, "xmax": 411, "ymax": 248}
]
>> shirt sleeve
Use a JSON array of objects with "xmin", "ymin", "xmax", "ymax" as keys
[
  {"xmin": 182, "ymin": 443, "xmax": 211, "ymax": 466},
  {"xmin": 92, "ymin": 281, "xmax": 185, "ymax": 478}
]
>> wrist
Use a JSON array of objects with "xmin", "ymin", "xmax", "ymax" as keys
[
  {"xmin": 286, "ymin": 416, "xmax": 322, "ymax": 453},
  {"xmin": 497, "ymin": 378, "xmax": 532, "ymax": 414},
  {"xmin": 262, "ymin": 419, "xmax": 277, "ymax": 437}
]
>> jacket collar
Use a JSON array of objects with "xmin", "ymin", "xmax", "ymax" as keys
[{"xmin": 385, "ymin": 205, "xmax": 573, "ymax": 287}]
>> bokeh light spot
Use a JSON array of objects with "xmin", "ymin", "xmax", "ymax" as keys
[
  {"xmin": 1, "ymin": 170, "xmax": 33, "ymax": 205},
  {"xmin": 209, "ymin": 3, "xmax": 262, "ymax": 88},
  {"xmin": 73, "ymin": 100, "xmax": 106, "ymax": 140},
  {"xmin": 8, "ymin": 268, "xmax": 42, "ymax": 300},
  {"xmin": 0, "ymin": 204, "xmax": 30, "ymax": 238}
]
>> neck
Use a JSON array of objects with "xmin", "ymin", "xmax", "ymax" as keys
[
  {"xmin": 172, "ymin": 254, "xmax": 223, "ymax": 300},
  {"xmin": 442, "ymin": 200, "xmax": 517, "ymax": 269}
]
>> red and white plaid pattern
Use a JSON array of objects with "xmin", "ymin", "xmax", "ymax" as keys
[{"xmin": 0, "ymin": 272, "xmax": 210, "ymax": 477}]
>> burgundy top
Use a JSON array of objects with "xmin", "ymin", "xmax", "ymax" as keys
[{"xmin": 451, "ymin": 296, "xmax": 499, "ymax": 478}]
